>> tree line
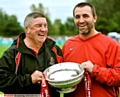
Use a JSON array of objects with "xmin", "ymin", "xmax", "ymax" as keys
[
  {"xmin": 0, "ymin": 0, "xmax": 120, "ymax": 37},
  {"xmin": 88, "ymin": 0, "xmax": 120, "ymax": 35},
  {"xmin": 0, "ymin": 9, "xmax": 24, "ymax": 37}
]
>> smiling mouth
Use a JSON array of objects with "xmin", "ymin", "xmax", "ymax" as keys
[
  {"xmin": 79, "ymin": 23, "xmax": 87, "ymax": 27},
  {"xmin": 79, "ymin": 24, "xmax": 86, "ymax": 27},
  {"xmin": 38, "ymin": 34, "xmax": 44, "ymax": 36},
  {"xmin": 79, "ymin": 26, "xmax": 86, "ymax": 30}
]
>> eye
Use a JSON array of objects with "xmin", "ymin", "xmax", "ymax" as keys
[
  {"xmin": 44, "ymin": 24, "xmax": 48, "ymax": 28},
  {"xmin": 35, "ymin": 24, "xmax": 42, "ymax": 27},
  {"xmin": 74, "ymin": 15, "xmax": 80, "ymax": 19},
  {"xmin": 34, "ymin": 23, "xmax": 48, "ymax": 29},
  {"xmin": 83, "ymin": 14, "xmax": 89, "ymax": 18}
]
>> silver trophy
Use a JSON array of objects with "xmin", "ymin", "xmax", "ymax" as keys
[{"xmin": 44, "ymin": 62, "xmax": 84, "ymax": 97}]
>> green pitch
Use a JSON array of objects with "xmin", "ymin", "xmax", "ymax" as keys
[{"xmin": 0, "ymin": 45, "xmax": 10, "ymax": 57}]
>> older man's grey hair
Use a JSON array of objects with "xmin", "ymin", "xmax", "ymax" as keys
[{"xmin": 24, "ymin": 12, "xmax": 46, "ymax": 28}]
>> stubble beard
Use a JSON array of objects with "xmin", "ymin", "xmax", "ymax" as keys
[
  {"xmin": 79, "ymin": 29, "xmax": 90, "ymax": 35},
  {"xmin": 79, "ymin": 23, "xmax": 94, "ymax": 35}
]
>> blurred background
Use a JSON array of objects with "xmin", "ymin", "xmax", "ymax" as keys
[{"xmin": 0, "ymin": 0, "xmax": 120, "ymax": 57}]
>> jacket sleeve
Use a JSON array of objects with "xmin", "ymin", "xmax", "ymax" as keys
[
  {"xmin": 90, "ymin": 41, "xmax": 120, "ymax": 87},
  {"xmin": 0, "ymin": 49, "xmax": 32, "ymax": 93}
]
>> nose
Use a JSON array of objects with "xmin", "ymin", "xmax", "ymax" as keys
[
  {"xmin": 40, "ymin": 26, "xmax": 47, "ymax": 32},
  {"xmin": 79, "ymin": 17, "xmax": 85, "ymax": 23}
]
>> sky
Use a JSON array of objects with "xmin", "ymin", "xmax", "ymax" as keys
[{"xmin": 0, "ymin": 0, "xmax": 85, "ymax": 25}]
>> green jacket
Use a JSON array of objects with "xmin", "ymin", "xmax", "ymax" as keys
[{"xmin": 0, "ymin": 33, "xmax": 63, "ymax": 96}]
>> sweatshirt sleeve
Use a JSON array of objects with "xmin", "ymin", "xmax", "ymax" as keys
[
  {"xmin": 90, "ymin": 41, "xmax": 120, "ymax": 87},
  {"xmin": 0, "ymin": 50, "xmax": 32, "ymax": 93}
]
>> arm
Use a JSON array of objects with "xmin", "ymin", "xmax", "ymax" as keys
[
  {"xmin": 81, "ymin": 42, "xmax": 120, "ymax": 87},
  {"xmin": 0, "ymin": 50, "xmax": 32, "ymax": 93}
]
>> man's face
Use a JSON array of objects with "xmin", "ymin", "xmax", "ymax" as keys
[
  {"xmin": 26, "ymin": 17, "xmax": 48, "ymax": 44},
  {"xmin": 74, "ymin": 6, "xmax": 97, "ymax": 35}
]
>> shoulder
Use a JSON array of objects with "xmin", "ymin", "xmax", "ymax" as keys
[
  {"xmin": 65, "ymin": 35, "xmax": 79, "ymax": 43},
  {"xmin": 67, "ymin": 35, "xmax": 79, "ymax": 41},
  {"xmin": 1, "ymin": 37, "xmax": 18, "ymax": 57},
  {"xmin": 1, "ymin": 44, "xmax": 16, "ymax": 61},
  {"xmin": 98, "ymin": 33, "xmax": 119, "ymax": 46},
  {"xmin": 45, "ymin": 37, "xmax": 61, "ymax": 50},
  {"xmin": 63, "ymin": 35, "xmax": 79, "ymax": 47},
  {"xmin": 46, "ymin": 36, "xmax": 55, "ymax": 43}
]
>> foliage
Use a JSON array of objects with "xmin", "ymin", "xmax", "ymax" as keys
[
  {"xmin": 0, "ymin": 9, "xmax": 24, "ymax": 37},
  {"xmin": 87, "ymin": 0, "xmax": 120, "ymax": 34},
  {"xmin": 65, "ymin": 17, "xmax": 78, "ymax": 35},
  {"xmin": 0, "ymin": 3, "xmax": 78, "ymax": 36},
  {"xmin": 1, "ymin": 1, "xmax": 120, "ymax": 36}
]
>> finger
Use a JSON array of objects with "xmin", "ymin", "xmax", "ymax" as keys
[
  {"xmin": 38, "ymin": 81, "xmax": 41, "ymax": 84},
  {"xmin": 37, "ymin": 77, "xmax": 42, "ymax": 84},
  {"xmin": 38, "ymin": 77, "xmax": 42, "ymax": 81},
  {"xmin": 80, "ymin": 64, "xmax": 86, "ymax": 70},
  {"xmin": 39, "ymin": 75, "xmax": 42, "ymax": 78},
  {"xmin": 81, "ymin": 61, "xmax": 87, "ymax": 65},
  {"xmin": 81, "ymin": 63, "xmax": 87, "ymax": 67}
]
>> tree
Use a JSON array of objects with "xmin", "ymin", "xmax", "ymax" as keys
[
  {"xmin": 0, "ymin": 9, "xmax": 23, "ymax": 37},
  {"xmin": 87, "ymin": 0, "xmax": 120, "ymax": 34},
  {"xmin": 0, "ymin": 9, "xmax": 6, "ymax": 36},
  {"xmin": 65, "ymin": 17, "xmax": 78, "ymax": 35},
  {"xmin": 52, "ymin": 19, "xmax": 67, "ymax": 35},
  {"xmin": 2, "ymin": 15, "xmax": 24, "ymax": 37},
  {"xmin": 52, "ymin": 19, "xmax": 61, "ymax": 35}
]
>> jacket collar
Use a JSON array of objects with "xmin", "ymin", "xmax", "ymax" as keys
[{"xmin": 15, "ymin": 33, "xmax": 55, "ymax": 55}]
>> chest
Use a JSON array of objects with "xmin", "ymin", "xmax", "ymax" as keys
[{"xmin": 63, "ymin": 42, "xmax": 106, "ymax": 66}]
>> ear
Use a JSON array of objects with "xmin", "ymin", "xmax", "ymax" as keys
[
  {"xmin": 93, "ymin": 15, "xmax": 97, "ymax": 23},
  {"xmin": 25, "ymin": 27, "xmax": 30, "ymax": 33}
]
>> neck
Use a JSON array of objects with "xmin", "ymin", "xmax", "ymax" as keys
[
  {"xmin": 24, "ymin": 38, "xmax": 43, "ymax": 53},
  {"xmin": 79, "ymin": 29, "xmax": 99, "ymax": 40}
]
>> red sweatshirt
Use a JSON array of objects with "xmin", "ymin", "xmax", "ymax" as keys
[{"xmin": 62, "ymin": 32, "xmax": 120, "ymax": 97}]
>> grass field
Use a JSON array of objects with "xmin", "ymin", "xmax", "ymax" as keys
[{"xmin": 0, "ymin": 45, "xmax": 10, "ymax": 57}]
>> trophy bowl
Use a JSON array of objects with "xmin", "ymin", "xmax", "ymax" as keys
[{"xmin": 43, "ymin": 62, "xmax": 84, "ymax": 93}]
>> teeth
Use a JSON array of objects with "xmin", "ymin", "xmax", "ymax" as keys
[
  {"xmin": 79, "ymin": 24, "xmax": 86, "ymax": 27},
  {"xmin": 79, "ymin": 25, "xmax": 86, "ymax": 28},
  {"xmin": 80, "ymin": 25, "xmax": 86, "ymax": 27},
  {"xmin": 38, "ymin": 34, "xmax": 44, "ymax": 36}
]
